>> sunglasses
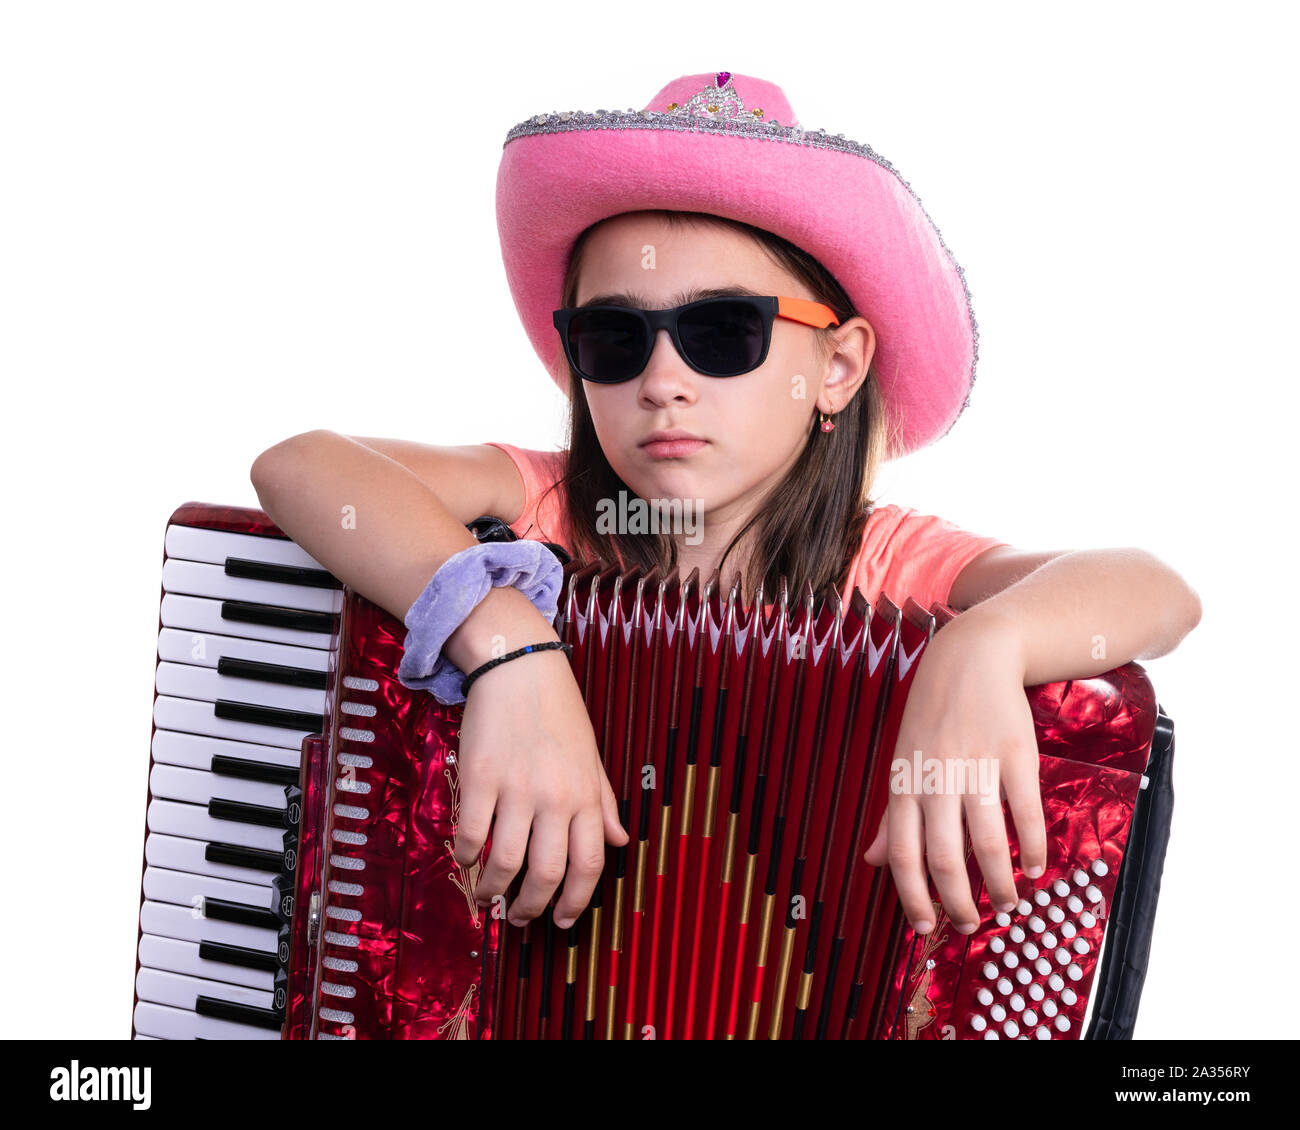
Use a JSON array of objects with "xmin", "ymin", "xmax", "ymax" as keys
[{"xmin": 552, "ymin": 295, "xmax": 840, "ymax": 384}]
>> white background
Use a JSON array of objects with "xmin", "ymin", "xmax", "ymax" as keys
[{"xmin": 3, "ymin": 1, "xmax": 1294, "ymax": 1039}]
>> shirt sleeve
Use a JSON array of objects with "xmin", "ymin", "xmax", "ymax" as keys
[
  {"xmin": 858, "ymin": 504, "xmax": 1012, "ymax": 613},
  {"xmin": 482, "ymin": 442, "xmax": 570, "ymax": 548}
]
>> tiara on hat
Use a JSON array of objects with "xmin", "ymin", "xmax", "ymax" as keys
[
  {"xmin": 662, "ymin": 71, "xmax": 763, "ymax": 122},
  {"xmin": 504, "ymin": 69, "xmax": 882, "ymax": 159}
]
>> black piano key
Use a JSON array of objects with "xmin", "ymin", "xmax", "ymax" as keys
[
  {"xmin": 204, "ymin": 840, "xmax": 289, "ymax": 873},
  {"xmin": 198, "ymin": 939, "xmax": 282, "ymax": 973},
  {"xmin": 216, "ymin": 655, "xmax": 329, "ymax": 691},
  {"xmin": 223, "ymin": 556, "xmax": 342, "ymax": 590},
  {"xmin": 221, "ymin": 599, "xmax": 337, "ymax": 636},
  {"xmin": 208, "ymin": 796, "xmax": 297, "ymax": 830},
  {"xmin": 214, "ymin": 698, "xmax": 326, "ymax": 734},
  {"xmin": 195, "ymin": 994, "xmax": 283, "ymax": 1030},
  {"xmin": 210, "ymin": 753, "xmax": 301, "ymax": 787},
  {"xmin": 202, "ymin": 896, "xmax": 281, "ymax": 930}
]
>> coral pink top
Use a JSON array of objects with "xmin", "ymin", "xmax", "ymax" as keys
[{"xmin": 485, "ymin": 442, "xmax": 1010, "ymax": 613}]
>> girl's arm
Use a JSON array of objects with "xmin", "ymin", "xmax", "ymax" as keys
[
  {"xmin": 249, "ymin": 430, "xmax": 523, "ymax": 623},
  {"xmin": 249, "ymin": 430, "xmax": 626, "ymax": 928},
  {"xmin": 866, "ymin": 547, "xmax": 1201, "ymax": 934}
]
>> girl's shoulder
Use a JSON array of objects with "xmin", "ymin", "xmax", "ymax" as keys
[
  {"xmin": 848, "ymin": 502, "xmax": 1010, "ymax": 612},
  {"xmin": 483, "ymin": 442, "xmax": 569, "ymax": 547}
]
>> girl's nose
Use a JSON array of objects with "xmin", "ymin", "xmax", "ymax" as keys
[{"xmin": 637, "ymin": 328, "xmax": 696, "ymax": 395}]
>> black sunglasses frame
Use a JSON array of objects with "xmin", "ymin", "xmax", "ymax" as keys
[{"xmin": 552, "ymin": 295, "xmax": 782, "ymax": 384}]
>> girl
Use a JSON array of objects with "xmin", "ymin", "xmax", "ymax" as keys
[{"xmin": 251, "ymin": 71, "xmax": 1201, "ymax": 946}]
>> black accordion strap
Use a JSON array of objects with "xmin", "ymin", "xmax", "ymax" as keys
[{"xmin": 1083, "ymin": 707, "xmax": 1176, "ymax": 1040}]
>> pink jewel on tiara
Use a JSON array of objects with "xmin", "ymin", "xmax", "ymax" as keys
[{"xmin": 663, "ymin": 71, "xmax": 765, "ymax": 122}]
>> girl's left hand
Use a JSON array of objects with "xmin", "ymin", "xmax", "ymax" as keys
[{"xmin": 863, "ymin": 611, "xmax": 1047, "ymax": 935}]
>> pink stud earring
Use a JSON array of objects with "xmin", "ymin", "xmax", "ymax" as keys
[{"xmin": 819, "ymin": 404, "xmax": 836, "ymax": 432}]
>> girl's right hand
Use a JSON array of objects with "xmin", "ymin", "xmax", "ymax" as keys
[{"xmin": 449, "ymin": 641, "xmax": 629, "ymax": 929}]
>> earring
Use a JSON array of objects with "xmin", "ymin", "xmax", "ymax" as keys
[{"xmin": 819, "ymin": 401, "xmax": 836, "ymax": 432}]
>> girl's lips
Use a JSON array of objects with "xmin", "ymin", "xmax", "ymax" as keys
[{"xmin": 640, "ymin": 439, "xmax": 708, "ymax": 458}]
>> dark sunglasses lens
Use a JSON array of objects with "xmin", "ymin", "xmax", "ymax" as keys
[
  {"xmin": 677, "ymin": 299, "xmax": 766, "ymax": 376},
  {"xmin": 567, "ymin": 309, "xmax": 647, "ymax": 382}
]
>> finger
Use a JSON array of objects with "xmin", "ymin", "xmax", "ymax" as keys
[
  {"xmin": 1004, "ymin": 757, "xmax": 1048, "ymax": 879},
  {"xmin": 473, "ymin": 800, "xmax": 530, "ymax": 909},
  {"xmin": 885, "ymin": 798, "xmax": 935, "ymax": 933},
  {"xmin": 509, "ymin": 811, "xmax": 570, "ymax": 925},
  {"xmin": 600, "ymin": 773, "xmax": 629, "ymax": 846},
  {"xmin": 453, "ymin": 771, "xmax": 498, "ymax": 870},
  {"xmin": 922, "ymin": 792, "xmax": 980, "ymax": 932},
  {"xmin": 554, "ymin": 805, "xmax": 607, "ymax": 927},
  {"xmin": 863, "ymin": 818, "xmax": 887, "ymax": 866},
  {"xmin": 963, "ymin": 787, "xmax": 1017, "ymax": 914}
]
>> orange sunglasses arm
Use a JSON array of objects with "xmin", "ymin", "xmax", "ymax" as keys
[{"xmin": 777, "ymin": 296, "xmax": 840, "ymax": 328}]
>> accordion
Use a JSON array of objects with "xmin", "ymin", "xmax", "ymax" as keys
[{"xmin": 133, "ymin": 502, "xmax": 1175, "ymax": 1040}]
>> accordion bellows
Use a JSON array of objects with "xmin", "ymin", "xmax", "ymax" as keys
[{"xmin": 133, "ymin": 503, "xmax": 1174, "ymax": 1041}]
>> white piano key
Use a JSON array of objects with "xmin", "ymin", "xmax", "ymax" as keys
[
  {"xmin": 153, "ymin": 694, "xmax": 314, "ymax": 749},
  {"xmin": 133, "ymin": 1000, "xmax": 279, "ymax": 1041},
  {"xmin": 149, "ymin": 763, "xmax": 290, "ymax": 811},
  {"xmin": 147, "ymin": 798, "xmax": 287, "ymax": 853},
  {"xmin": 139, "ymin": 899, "xmax": 278, "ymax": 953},
  {"xmin": 155, "ymin": 661, "xmax": 327, "ymax": 716},
  {"xmin": 137, "ymin": 933, "xmax": 274, "ymax": 990},
  {"xmin": 151, "ymin": 729, "xmax": 301, "ymax": 774},
  {"xmin": 136, "ymin": 966, "xmax": 274, "ymax": 1012},
  {"xmin": 161, "ymin": 593, "xmax": 334, "ymax": 649},
  {"xmin": 145, "ymin": 833, "xmax": 276, "ymax": 884},
  {"xmin": 142, "ymin": 865, "xmax": 277, "ymax": 913},
  {"xmin": 156, "ymin": 626, "xmax": 332, "ymax": 674},
  {"xmin": 163, "ymin": 559, "xmax": 342, "ymax": 613},
  {"xmin": 165, "ymin": 524, "xmax": 327, "ymax": 571}
]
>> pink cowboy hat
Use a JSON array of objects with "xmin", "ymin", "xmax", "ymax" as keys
[{"xmin": 495, "ymin": 70, "xmax": 979, "ymax": 460}]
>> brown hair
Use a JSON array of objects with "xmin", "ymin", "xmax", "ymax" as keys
[{"xmin": 536, "ymin": 209, "xmax": 891, "ymax": 605}]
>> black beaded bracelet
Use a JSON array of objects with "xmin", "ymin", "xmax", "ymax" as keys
[{"xmin": 460, "ymin": 640, "xmax": 573, "ymax": 698}]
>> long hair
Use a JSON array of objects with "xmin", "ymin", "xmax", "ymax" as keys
[{"xmin": 536, "ymin": 209, "xmax": 892, "ymax": 604}]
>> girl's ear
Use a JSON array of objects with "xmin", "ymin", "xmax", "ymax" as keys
[{"xmin": 820, "ymin": 315, "xmax": 875, "ymax": 412}]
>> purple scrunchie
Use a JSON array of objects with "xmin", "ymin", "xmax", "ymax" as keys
[{"xmin": 396, "ymin": 539, "xmax": 564, "ymax": 705}]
